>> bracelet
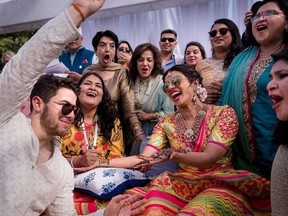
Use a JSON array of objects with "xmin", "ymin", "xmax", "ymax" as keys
[
  {"xmin": 98, "ymin": 158, "xmax": 110, "ymax": 167},
  {"xmin": 132, "ymin": 121, "xmax": 142, "ymax": 128},
  {"xmin": 135, "ymin": 131, "xmax": 144, "ymax": 137},
  {"xmin": 133, "ymin": 126, "xmax": 141, "ymax": 134},
  {"xmin": 152, "ymin": 112, "xmax": 160, "ymax": 120},
  {"xmin": 70, "ymin": 156, "xmax": 76, "ymax": 168},
  {"xmin": 71, "ymin": 3, "xmax": 85, "ymax": 22}
]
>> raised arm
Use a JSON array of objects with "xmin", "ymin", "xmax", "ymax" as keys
[{"xmin": 0, "ymin": 0, "xmax": 105, "ymax": 127}]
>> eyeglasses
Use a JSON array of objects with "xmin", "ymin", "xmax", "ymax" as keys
[
  {"xmin": 118, "ymin": 47, "xmax": 130, "ymax": 53},
  {"xmin": 208, "ymin": 28, "xmax": 229, "ymax": 38},
  {"xmin": 251, "ymin": 9, "xmax": 284, "ymax": 23},
  {"xmin": 50, "ymin": 101, "xmax": 80, "ymax": 116},
  {"xmin": 163, "ymin": 76, "xmax": 182, "ymax": 93},
  {"xmin": 160, "ymin": 37, "xmax": 176, "ymax": 43}
]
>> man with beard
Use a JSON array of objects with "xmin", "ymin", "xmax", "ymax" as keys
[{"xmin": 0, "ymin": 0, "xmax": 145, "ymax": 215}]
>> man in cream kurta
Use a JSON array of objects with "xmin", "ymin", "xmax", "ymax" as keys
[{"xmin": 0, "ymin": 1, "xmax": 106, "ymax": 216}]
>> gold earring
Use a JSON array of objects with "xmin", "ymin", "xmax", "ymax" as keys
[{"xmin": 192, "ymin": 92, "xmax": 197, "ymax": 105}]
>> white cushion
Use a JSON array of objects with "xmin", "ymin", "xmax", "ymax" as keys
[{"xmin": 74, "ymin": 167, "xmax": 151, "ymax": 200}]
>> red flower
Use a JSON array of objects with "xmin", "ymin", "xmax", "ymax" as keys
[{"xmin": 82, "ymin": 59, "xmax": 88, "ymax": 64}]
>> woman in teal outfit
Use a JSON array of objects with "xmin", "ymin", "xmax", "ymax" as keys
[{"xmin": 218, "ymin": 0, "xmax": 288, "ymax": 179}]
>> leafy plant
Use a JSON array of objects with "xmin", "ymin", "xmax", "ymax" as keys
[{"xmin": 0, "ymin": 30, "xmax": 37, "ymax": 57}]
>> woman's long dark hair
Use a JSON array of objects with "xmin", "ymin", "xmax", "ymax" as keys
[
  {"xmin": 74, "ymin": 72, "xmax": 117, "ymax": 141},
  {"xmin": 164, "ymin": 64, "xmax": 203, "ymax": 85},
  {"xmin": 210, "ymin": 18, "xmax": 243, "ymax": 70}
]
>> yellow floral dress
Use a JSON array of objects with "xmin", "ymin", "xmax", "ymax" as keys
[{"xmin": 60, "ymin": 118, "xmax": 125, "ymax": 159}]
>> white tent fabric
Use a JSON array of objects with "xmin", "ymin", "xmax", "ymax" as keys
[
  {"xmin": 80, "ymin": 0, "xmax": 258, "ymax": 57},
  {"xmin": 0, "ymin": 0, "xmax": 258, "ymax": 56},
  {"xmin": 0, "ymin": 0, "xmax": 210, "ymax": 34}
]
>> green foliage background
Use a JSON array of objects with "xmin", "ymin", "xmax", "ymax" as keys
[{"xmin": 0, "ymin": 30, "xmax": 37, "ymax": 58}]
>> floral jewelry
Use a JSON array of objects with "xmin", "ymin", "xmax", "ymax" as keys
[{"xmin": 196, "ymin": 84, "xmax": 207, "ymax": 102}]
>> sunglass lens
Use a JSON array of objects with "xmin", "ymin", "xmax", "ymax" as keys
[
  {"xmin": 118, "ymin": 47, "xmax": 129, "ymax": 53},
  {"xmin": 61, "ymin": 104, "xmax": 73, "ymax": 115},
  {"xmin": 61, "ymin": 103, "xmax": 79, "ymax": 116},
  {"xmin": 171, "ymin": 76, "xmax": 181, "ymax": 86},
  {"xmin": 161, "ymin": 38, "xmax": 175, "ymax": 43},
  {"xmin": 208, "ymin": 30, "xmax": 217, "ymax": 37},
  {"xmin": 163, "ymin": 83, "xmax": 169, "ymax": 93},
  {"xmin": 219, "ymin": 28, "xmax": 228, "ymax": 36}
]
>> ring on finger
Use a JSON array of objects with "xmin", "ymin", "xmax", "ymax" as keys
[{"xmin": 123, "ymin": 200, "xmax": 130, "ymax": 206}]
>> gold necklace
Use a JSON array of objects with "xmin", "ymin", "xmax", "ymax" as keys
[
  {"xmin": 175, "ymin": 110, "xmax": 206, "ymax": 145},
  {"xmin": 259, "ymin": 46, "xmax": 282, "ymax": 59}
]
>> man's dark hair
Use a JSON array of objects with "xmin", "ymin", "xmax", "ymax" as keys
[
  {"xmin": 92, "ymin": 30, "xmax": 119, "ymax": 62},
  {"xmin": 160, "ymin": 29, "xmax": 177, "ymax": 38},
  {"xmin": 30, "ymin": 74, "xmax": 80, "ymax": 112}
]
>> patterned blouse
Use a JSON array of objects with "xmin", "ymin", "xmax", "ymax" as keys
[
  {"xmin": 146, "ymin": 105, "xmax": 239, "ymax": 171},
  {"xmin": 60, "ymin": 118, "xmax": 125, "ymax": 159}
]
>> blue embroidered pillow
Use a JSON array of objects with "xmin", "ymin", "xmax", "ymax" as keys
[{"xmin": 74, "ymin": 168, "xmax": 151, "ymax": 200}]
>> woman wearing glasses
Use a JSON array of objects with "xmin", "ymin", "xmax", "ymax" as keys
[
  {"xmin": 75, "ymin": 64, "xmax": 270, "ymax": 215},
  {"xmin": 196, "ymin": 18, "xmax": 243, "ymax": 104},
  {"xmin": 116, "ymin": 40, "xmax": 133, "ymax": 70},
  {"xmin": 218, "ymin": 0, "xmax": 288, "ymax": 182}
]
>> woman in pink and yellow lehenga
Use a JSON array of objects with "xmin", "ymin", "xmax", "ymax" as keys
[{"xmin": 78, "ymin": 64, "xmax": 271, "ymax": 215}]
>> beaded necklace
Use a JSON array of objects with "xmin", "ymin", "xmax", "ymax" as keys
[
  {"xmin": 175, "ymin": 110, "xmax": 206, "ymax": 149},
  {"xmin": 259, "ymin": 46, "xmax": 282, "ymax": 59}
]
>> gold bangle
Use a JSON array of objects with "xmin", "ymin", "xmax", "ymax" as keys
[
  {"xmin": 132, "ymin": 121, "xmax": 142, "ymax": 128},
  {"xmin": 135, "ymin": 131, "xmax": 144, "ymax": 137},
  {"xmin": 152, "ymin": 112, "xmax": 159, "ymax": 120},
  {"xmin": 133, "ymin": 126, "xmax": 141, "ymax": 133},
  {"xmin": 98, "ymin": 158, "xmax": 110, "ymax": 167}
]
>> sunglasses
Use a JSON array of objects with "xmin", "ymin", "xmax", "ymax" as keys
[
  {"xmin": 118, "ymin": 47, "xmax": 130, "ymax": 53},
  {"xmin": 51, "ymin": 101, "xmax": 79, "ymax": 116},
  {"xmin": 163, "ymin": 76, "xmax": 182, "ymax": 93},
  {"xmin": 208, "ymin": 28, "xmax": 229, "ymax": 38},
  {"xmin": 160, "ymin": 37, "xmax": 176, "ymax": 43}
]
